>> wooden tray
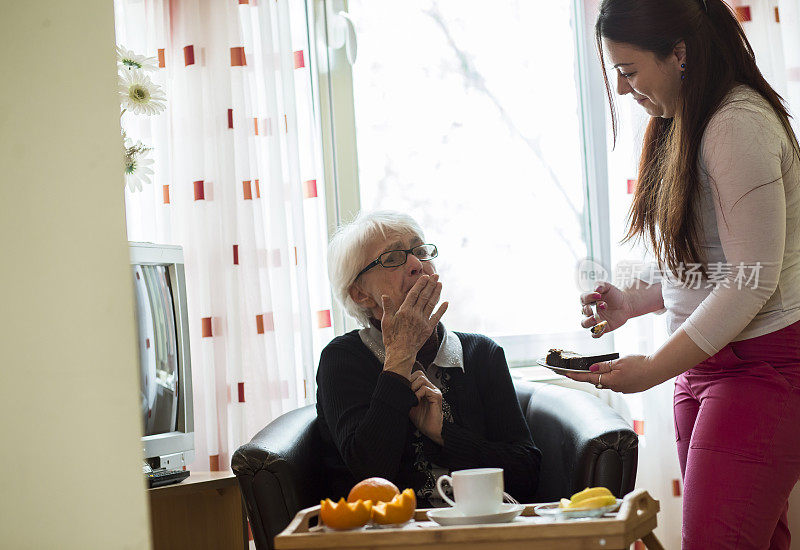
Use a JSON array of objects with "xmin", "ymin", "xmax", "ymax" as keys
[{"xmin": 275, "ymin": 489, "xmax": 663, "ymax": 550}]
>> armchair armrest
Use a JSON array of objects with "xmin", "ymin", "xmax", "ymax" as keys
[
  {"xmin": 514, "ymin": 380, "xmax": 638, "ymax": 502},
  {"xmin": 231, "ymin": 404, "xmax": 325, "ymax": 550}
]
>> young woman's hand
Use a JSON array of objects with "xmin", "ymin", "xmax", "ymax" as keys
[
  {"xmin": 382, "ymin": 275, "xmax": 448, "ymax": 377},
  {"xmin": 579, "ymin": 281, "xmax": 633, "ymax": 337},
  {"xmin": 564, "ymin": 354, "xmax": 663, "ymax": 393},
  {"xmin": 408, "ymin": 370, "xmax": 444, "ymax": 445}
]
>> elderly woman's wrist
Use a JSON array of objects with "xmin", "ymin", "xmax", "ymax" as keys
[
  {"xmin": 419, "ymin": 424, "xmax": 444, "ymax": 446},
  {"xmin": 432, "ymin": 422, "xmax": 444, "ymax": 445},
  {"xmin": 384, "ymin": 350, "xmax": 415, "ymax": 377},
  {"xmin": 385, "ymin": 346, "xmax": 414, "ymax": 363}
]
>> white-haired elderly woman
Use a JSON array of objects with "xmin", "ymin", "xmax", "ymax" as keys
[{"xmin": 316, "ymin": 210, "xmax": 541, "ymax": 506}]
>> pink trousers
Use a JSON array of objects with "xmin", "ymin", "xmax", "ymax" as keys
[{"xmin": 674, "ymin": 319, "xmax": 800, "ymax": 549}]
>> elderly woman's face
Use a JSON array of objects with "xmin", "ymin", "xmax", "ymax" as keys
[
  {"xmin": 350, "ymin": 232, "xmax": 437, "ymax": 320},
  {"xmin": 604, "ymin": 39, "xmax": 685, "ymax": 119}
]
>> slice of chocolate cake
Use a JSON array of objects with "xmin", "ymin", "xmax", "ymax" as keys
[{"xmin": 546, "ymin": 349, "xmax": 619, "ymax": 371}]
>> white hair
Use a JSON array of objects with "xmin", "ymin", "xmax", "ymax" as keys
[{"xmin": 328, "ymin": 210, "xmax": 425, "ymax": 327}]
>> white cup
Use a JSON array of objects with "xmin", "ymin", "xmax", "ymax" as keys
[{"xmin": 436, "ymin": 468, "xmax": 504, "ymax": 516}]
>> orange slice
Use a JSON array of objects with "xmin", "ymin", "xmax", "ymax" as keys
[
  {"xmin": 371, "ymin": 488, "xmax": 416, "ymax": 525},
  {"xmin": 319, "ymin": 498, "xmax": 373, "ymax": 530}
]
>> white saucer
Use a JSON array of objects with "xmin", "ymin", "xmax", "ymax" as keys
[
  {"xmin": 426, "ymin": 503, "xmax": 525, "ymax": 526},
  {"xmin": 533, "ymin": 499, "xmax": 622, "ymax": 519}
]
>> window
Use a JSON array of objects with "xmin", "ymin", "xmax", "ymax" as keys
[{"xmin": 313, "ymin": 0, "xmax": 614, "ymax": 364}]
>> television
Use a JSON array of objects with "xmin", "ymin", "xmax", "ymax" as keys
[{"xmin": 130, "ymin": 242, "xmax": 195, "ymax": 471}]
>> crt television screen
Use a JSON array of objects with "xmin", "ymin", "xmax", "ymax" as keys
[{"xmin": 133, "ymin": 264, "xmax": 179, "ymax": 437}]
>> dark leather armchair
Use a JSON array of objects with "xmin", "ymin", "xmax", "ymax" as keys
[{"xmin": 232, "ymin": 380, "xmax": 638, "ymax": 550}]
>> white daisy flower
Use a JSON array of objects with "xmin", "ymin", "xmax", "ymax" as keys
[
  {"xmin": 116, "ymin": 45, "xmax": 158, "ymax": 72},
  {"xmin": 119, "ymin": 69, "xmax": 166, "ymax": 116},
  {"xmin": 124, "ymin": 139, "xmax": 155, "ymax": 192}
]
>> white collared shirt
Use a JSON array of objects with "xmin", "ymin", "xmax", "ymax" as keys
[{"xmin": 358, "ymin": 322, "xmax": 464, "ymax": 389}]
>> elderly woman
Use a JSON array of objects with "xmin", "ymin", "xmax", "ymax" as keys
[{"xmin": 316, "ymin": 210, "xmax": 541, "ymax": 506}]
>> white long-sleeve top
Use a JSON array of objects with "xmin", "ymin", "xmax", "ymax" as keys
[{"xmin": 660, "ymin": 85, "xmax": 800, "ymax": 355}]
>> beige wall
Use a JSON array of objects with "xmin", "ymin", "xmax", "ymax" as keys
[{"xmin": 0, "ymin": 1, "xmax": 151, "ymax": 548}]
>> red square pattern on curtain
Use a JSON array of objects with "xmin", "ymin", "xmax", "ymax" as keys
[
  {"xmin": 183, "ymin": 45, "xmax": 195, "ymax": 66},
  {"xmin": 193, "ymin": 180, "xmax": 205, "ymax": 200},
  {"xmin": 201, "ymin": 317, "xmax": 213, "ymax": 338},
  {"xmin": 735, "ymin": 6, "xmax": 752, "ymax": 21},
  {"xmin": 317, "ymin": 310, "xmax": 332, "ymax": 329},
  {"xmin": 303, "ymin": 179, "xmax": 317, "ymax": 198},
  {"xmin": 230, "ymin": 47, "xmax": 246, "ymax": 67}
]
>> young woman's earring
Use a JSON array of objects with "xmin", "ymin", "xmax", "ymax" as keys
[{"xmin": 681, "ymin": 63, "xmax": 686, "ymax": 81}]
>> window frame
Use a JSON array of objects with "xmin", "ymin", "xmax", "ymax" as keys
[{"xmin": 307, "ymin": 0, "xmax": 615, "ymax": 360}]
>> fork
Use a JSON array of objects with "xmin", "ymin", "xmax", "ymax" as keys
[{"xmin": 503, "ymin": 491, "xmax": 520, "ymax": 505}]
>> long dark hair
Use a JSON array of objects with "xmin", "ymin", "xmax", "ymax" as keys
[{"xmin": 596, "ymin": 0, "xmax": 800, "ymax": 276}]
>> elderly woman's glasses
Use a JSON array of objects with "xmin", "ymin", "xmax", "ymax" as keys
[{"xmin": 355, "ymin": 244, "xmax": 438, "ymax": 280}]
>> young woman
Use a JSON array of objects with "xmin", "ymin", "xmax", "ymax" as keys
[{"xmin": 567, "ymin": 0, "xmax": 800, "ymax": 547}]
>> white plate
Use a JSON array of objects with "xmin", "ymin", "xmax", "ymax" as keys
[
  {"xmin": 533, "ymin": 499, "xmax": 622, "ymax": 519},
  {"xmin": 426, "ymin": 503, "xmax": 525, "ymax": 526},
  {"xmin": 535, "ymin": 358, "xmax": 593, "ymax": 375}
]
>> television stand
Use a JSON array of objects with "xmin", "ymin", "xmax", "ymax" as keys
[{"xmin": 148, "ymin": 470, "xmax": 247, "ymax": 550}]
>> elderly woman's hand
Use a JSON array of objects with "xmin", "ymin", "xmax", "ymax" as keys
[
  {"xmin": 408, "ymin": 370, "xmax": 444, "ymax": 445},
  {"xmin": 382, "ymin": 274, "xmax": 448, "ymax": 376}
]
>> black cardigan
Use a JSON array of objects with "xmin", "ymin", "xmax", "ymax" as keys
[{"xmin": 315, "ymin": 330, "xmax": 542, "ymax": 503}]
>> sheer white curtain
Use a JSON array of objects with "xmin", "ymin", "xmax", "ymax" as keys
[
  {"xmin": 114, "ymin": 0, "xmax": 332, "ymax": 473},
  {"xmin": 728, "ymin": 0, "xmax": 800, "ymax": 135}
]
